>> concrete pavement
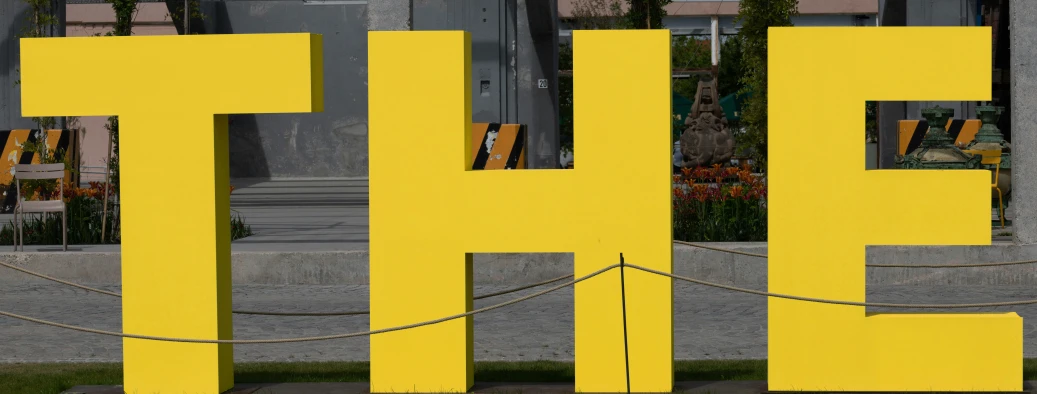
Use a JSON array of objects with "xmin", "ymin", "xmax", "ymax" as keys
[{"xmin": 3, "ymin": 281, "xmax": 1037, "ymax": 363}]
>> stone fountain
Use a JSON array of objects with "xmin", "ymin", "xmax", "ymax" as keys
[{"xmin": 966, "ymin": 105, "xmax": 1012, "ymax": 200}]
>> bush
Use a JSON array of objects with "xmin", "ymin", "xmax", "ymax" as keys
[
  {"xmin": 673, "ymin": 164, "xmax": 767, "ymax": 242},
  {"xmin": 0, "ymin": 183, "xmax": 253, "ymax": 246}
]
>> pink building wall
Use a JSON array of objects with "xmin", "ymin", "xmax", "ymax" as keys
[{"xmin": 65, "ymin": 3, "xmax": 176, "ymax": 184}]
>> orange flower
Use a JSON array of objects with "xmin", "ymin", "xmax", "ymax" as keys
[
  {"xmin": 692, "ymin": 184, "xmax": 708, "ymax": 202},
  {"xmin": 680, "ymin": 167, "xmax": 692, "ymax": 177},
  {"xmin": 230, "ymin": 185, "xmax": 236, "ymax": 194},
  {"xmin": 725, "ymin": 167, "xmax": 739, "ymax": 177},
  {"xmin": 729, "ymin": 185, "xmax": 744, "ymax": 198}
]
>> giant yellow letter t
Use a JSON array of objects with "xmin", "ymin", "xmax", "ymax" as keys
[
  {"xmin": 369, "ymin": 30, "xmax": 673, "ymax": 393},
  {"xmin": 768, "ymin": 27, "xmax": 1021, "ymax": 391},
  {"xmin": 19, "ymin": 34, "xmax": 322, "ymax": 394}
]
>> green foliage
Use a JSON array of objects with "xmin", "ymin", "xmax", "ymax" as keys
[
  {"xmin": 865, "ymin": 101, "xmax": 878, "ymax": 142},
  {"xmin": 106, "ymin": 0, "xmax": 139, "ymax": 36},
  {"xmin": 624, "ymin": 0, "xmax": 672, "ymax": 29},
  {"xmin": 0, "ymin": 194, "xmax": 117, "ymax": 245},
  {"xmin": 718, "ymin": 37, "xmax": 746, "ymax": 99},
  {"xmin": 734, "ymin": 0, "xmax": 799, "ymax": 172},
  {"xmin": 0, "ymin": 204, "xmax": 255, "ymax": 246},
  {"xmin": 568, "ymin": 0, "xmax": 626, "ymax": 29},
  {"xmin": 14, "ymin": 130, "xmax": 76, "ymax": 202},
  {"xmin": 168, "ymin": 0, "xmax": 206, "ymax": 32},
  {"xmin": 104, "ymin": 116, "xmax": 120, "ymax": 196},
  {"xmin": 559, "ymin": 43, "xmax": 574, "ymax": 153},
  {"xmin": 671, "ymin": 36, "xmax": 711, "ymax": 101}
]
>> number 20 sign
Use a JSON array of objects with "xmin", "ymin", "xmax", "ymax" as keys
[{"xmin": 18, "ymin": 27, "xmax": 1018, "ymax": 394}]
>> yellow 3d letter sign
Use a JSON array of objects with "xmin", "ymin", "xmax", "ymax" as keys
[
  {"xmin": 769, "ymin": 27, "xmax": 1021, "ymax": 391},
  {"xmin": 20, "ymin": 34, "xmax": 322, "ymax": 394},
  {"xmin": 369, "ymin": 30, "xmax": 672, "ymax": 393}
]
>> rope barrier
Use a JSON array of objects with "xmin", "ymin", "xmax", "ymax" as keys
[
  {"xmin": 674, "ymin": 240, "xmax": 1037, "ymax": 268},
  {"xmin": 7, "ymin": 262, "xmax": 1037, "ymax": 345},
  {"xmin": 0, "ymin": 264, "xmax": 617, "ymax": 344},
  {"xmin": 624, "ymin": 263, "xmax": 1037, "ymax": 309},
  {"xmin": 0, "ymin": 260, "xmax": 573, "ymax": 317}
]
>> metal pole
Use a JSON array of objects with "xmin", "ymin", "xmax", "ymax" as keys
[
  {"xmin": 100, "ymin": 129, "xmax": 112, "ymax": 244},
  {"xmin": 184, "ymin": 0, "xmax": 190, "ymax": 34},
  {"xmin": 619, "ymin": 253, "xmax": 631, "ymax": 393},
  {"xmin": 711, "ymin": 15, "xmax": 719, "ymax": 66}
]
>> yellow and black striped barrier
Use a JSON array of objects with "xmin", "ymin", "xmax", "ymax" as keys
[
  {"xmin": 471, "ymin": 123, "xmax": 526, "ymax": 170},
  {"xmin": 0, "ymin": 129, "xmax": 80, "ymax": 212},
  {"xmin": 897, "ymin": 119, "xmax": 981, "ymax": 155}
]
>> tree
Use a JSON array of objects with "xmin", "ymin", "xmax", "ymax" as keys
[
  {"xmin": 717, "ymin": 36, "xmax": 745, "ymax": 99},
  {"xmin": 569, "ymin": 0, "xmax": 625, "ymax": 30},
  {"xmin": 671, "ymin": 36, "xmax": 711, "ymax": 101},
  {"xmin": 625, "ymin": 0, "xmax": 672, "ymax": 29},
  {"xmin": 734, "ymin": 0, "xmax": 799, "ymax": 171}
]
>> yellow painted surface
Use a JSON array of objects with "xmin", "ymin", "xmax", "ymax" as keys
[
  {"xmin": 369, "ymin": 30, "xmax": 673, "ymax": 393},
  {"xmin": 20, "ymin": 34, "xmax": 323, "ymax": 394},
  {"xmin": 768, "ymin": 27, "xmax": 1021, "ymax": 391}
]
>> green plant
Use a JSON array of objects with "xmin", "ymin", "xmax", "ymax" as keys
[
  {"xmin": 231, "ymin": 211, "xmax": 254, "ymax": 240},
  {"xmin": 672, "ymin": 35, "xmax": 712, "ymax": 100},
  {"xmin": 625, "ymin": 0, "xmax": 672, "ymax": 29},
  {"xmin": 734, "ymin": 0, "xmax": 799, "ymax": 172},
  {"xmin": 672, "ymin": 164, "xmax": 767, "ymax": 242},
  {"xmin": 559, "ymin": 42, "xmax": 574, "ymax": 155},
  {"xmin": 865, "ymin": 101, "xmax": 878, "ymax": 142},
  {"xmin": 168, "ymin": 0, "xmax": 207, "ymax": 33},
  {"xmin": 568, "ymin": 0, "xmax": 625, "ymax": 30}
]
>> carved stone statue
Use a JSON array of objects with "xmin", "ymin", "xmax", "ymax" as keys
[{"xmin": 679, "ymin": 77, "xmax": 735, "ymax": 168}]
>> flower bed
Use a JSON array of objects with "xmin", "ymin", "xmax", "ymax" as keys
[{"xmin": 673, "ymin": 164, "xmax": 767, "ymax": 242}]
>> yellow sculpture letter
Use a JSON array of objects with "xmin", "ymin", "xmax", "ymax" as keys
[
  {"xmin": 20, "ymin": 34, "xmax": 323, "ymax": 393},
  {"xmin": 768, "ymin": 27, "xmax": 1021, "ymax": 391},
  {"xmin": 369, "ymin": 30, "xmax": 672, "ymax": 393}
]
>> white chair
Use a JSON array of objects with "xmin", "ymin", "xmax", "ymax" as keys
[{"xmin": 13, "ymin": 163, "xmax": 67, "ymax": 251}]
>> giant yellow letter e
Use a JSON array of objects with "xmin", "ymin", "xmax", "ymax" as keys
[
  {"xmin": 20, "ymin": 34, "xmax": 323, "ymax": 394},
  {"xmin": 769, "ymin": 27, "xmax": 1021, "ymax": 391},
  {"xmin": 369, "ymin": 30, "xmax": 673, "ymax": 393}
]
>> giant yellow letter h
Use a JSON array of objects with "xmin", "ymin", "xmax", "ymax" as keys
[{"xmin": 369, "ymin": 30, "xmax": 673, "ymax": 393}]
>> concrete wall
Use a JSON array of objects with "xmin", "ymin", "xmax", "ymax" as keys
[
  {"xmin": 208, "ymin": 0, "xmax": 557, "ymax": 177},
  {"xmin": 1010, "ymin": 0, "xmax": 1037, "ymax": 245},
  {"xmin": 200, "ymin": 1, "xmax": 371, "ymax": 179}
]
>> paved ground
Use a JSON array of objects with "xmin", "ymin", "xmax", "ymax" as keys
[{"xmin": 3, "ymin": 282, "xmax": 1037, "ymax": 363}]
